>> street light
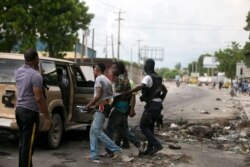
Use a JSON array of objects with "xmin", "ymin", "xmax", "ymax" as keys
[{"xmin": 130, "ymin": 44, "xmax": 137, "ymax": 80}]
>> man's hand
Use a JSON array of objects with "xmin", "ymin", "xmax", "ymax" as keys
[
  {"xmin": 44, "ymin": 118, "xmax": 53, "ymax": 131},
  {"xmin": 129, "ymin": 109, "xmax": 136, "ymax": 118}
]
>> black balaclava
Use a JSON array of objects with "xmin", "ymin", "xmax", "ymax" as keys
[{"xmin": 144, "ymin": 58, "xmax": 155, "ymax": 74}]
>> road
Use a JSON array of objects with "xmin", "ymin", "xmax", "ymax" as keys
[{"xmin": 0, "ymin": 82, "xmax": 246, "ymax": 167}]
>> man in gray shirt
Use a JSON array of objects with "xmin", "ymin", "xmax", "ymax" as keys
[
  {"xmin": 15, "ymin": 49, "xmax": 52, "ymax": 167},
  {"xmin": 85, "ymin": 63, "xmax": 122, "ymax": 161}
]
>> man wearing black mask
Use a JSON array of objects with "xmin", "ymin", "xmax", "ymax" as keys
[{"xmin": 126, "ymin": 58, "xmax": 167, "ymax": 155}]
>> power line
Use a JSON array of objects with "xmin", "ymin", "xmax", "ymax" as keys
[
  {"xmin": 89, "ymin": 18, "xmax": 242, "ymax": 29},
  {"xmin": 97, "ymin": 0, "xmax": 121, "ymax": 10},
  {"xmin": 89, "ymin": 24, "xmax": 243, "ymax": 31},
  {"xmin": 125, "ymin": 19, "xmax": 239, "ymax": 28},
  {"xmin": 122, "ymin": 26, "xmax": 242, "ymax": 31}
]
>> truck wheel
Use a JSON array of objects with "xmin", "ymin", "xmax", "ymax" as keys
[{"xmin": 47, "ymin": 113, "xmax": 63, "ymax": 149}]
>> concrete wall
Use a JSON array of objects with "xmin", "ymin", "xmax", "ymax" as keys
[{"xmin": 126, "ymin": 64, "xmax": 143, "ymax": 85}]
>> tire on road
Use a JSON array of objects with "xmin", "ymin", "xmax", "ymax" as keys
[{"xmin": 47, "ymin": 113, "xmax": 63, "ymax": 149}]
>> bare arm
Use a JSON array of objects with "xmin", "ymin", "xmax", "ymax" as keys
[
  {"xmin": 160, "ymin": 84, "xmax": 168, "ymax": 101},
  {"xmin": 127, "ymin": 83, "xmax": 145, "ymax": 94},
  {"xmin": 85, "ymin": 87, "xmax": 102, "ymax": 110},
  {"xmin": 33, "ymin": 87, "xmax": 52, "ymax": 129}
]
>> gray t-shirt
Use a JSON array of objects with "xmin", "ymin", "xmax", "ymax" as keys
[
  {"xmin": 94, "ymin": 75, "xmax": 113, "ymax": 99},
  {"xmin": 15, "ymin": 64, "xmax": 43, "ymax": 112}
]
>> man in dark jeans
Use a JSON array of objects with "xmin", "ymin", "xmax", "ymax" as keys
[
  {"xmin": 15, "ymin": 49, "xmax": 52, "ymax": 167},
  {"xmin": 126, "ymin": 58, "xmax": 167, "ymax": 155},
  {"xmin": 104, "ymin": 61, "xmax": 145, "ymax": 157}
]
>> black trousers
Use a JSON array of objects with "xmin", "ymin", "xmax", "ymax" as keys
[{"xmin": 16, "ymin": 106, "xmax": 39, "ymax": 167}]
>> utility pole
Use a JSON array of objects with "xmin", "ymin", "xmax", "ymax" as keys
[
  {"xmin": 105, "ymin": 36, "xmax": 108, "ymax": 58},
  {"xmin": 196, "ymin": 61, "xmax": 198, "ymax": 73},
  {"xmin": 84, "ymin": 29, "xmax": 89, "ymax": 62},
  {"xmin": 81, "ymin": 33, "xmax": 84, "ymax": 63},
  {"xmin": 137, "ymin": 40, "xmax": 142, "ymax": 65},
  {"xmin": 111, "ymin": 35, "xmax": 114, "ymax": 60},
  {"xmin": 117, "ymin": 10, "xmax": 124, "ymax": 60},
  {"xmin": 74, "ymin": 38, "xmax": 78, "ymax": 63},
  {"xmin": 91, "ymin": 28, "xmax": 94, "ymax": 63},
  {"xmin": 192, "ymin": 62, "xmax": 194, "ymax": 73}
]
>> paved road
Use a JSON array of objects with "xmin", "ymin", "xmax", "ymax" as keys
[{"xmin": 0, "ymin": 82, "xmax": 246, "ymax": 167}]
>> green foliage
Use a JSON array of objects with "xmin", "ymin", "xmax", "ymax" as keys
[
  {"xmin": 175, "ymin": 62, "xmax": 181, "ymax": 70},
  {"xmin": 244, "ymin": 42, "xmax": 250, "ymax": 66},
  {"xmin": 215, "ymin": 42, "xmax": 244, "ymax": 79},
  {"xmin": 0, "ymin": 0, "xmax": 93, "ymax": 57},
  {"xmin": 197, "ymin": 54, "xmax": 212, "ymax": 76},
  {"xmin": 156, "ymin": 67, "xmax": 181, "ymax": 80},
  {"xmin": 243, "ymin": 11, "xmax": 250, "ymax": 66},
  {"xmin": 244, "ymin": 11, "xmax": 250, "ymax": 31}
]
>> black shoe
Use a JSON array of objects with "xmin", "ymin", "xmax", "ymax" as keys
[
  {"xmin": 122, "ymin": 144, "xmax": 130, "ymax": 149},
  {"xmin": 99, "ymin": 153, "xmax": 114, "ymax": 158},
  {"xmin": 140, "ymin": 148, "xmax": 153, "ymax": 157},
  {"xmin": 149, "ymin": 145, "xmax": 163, "ymax": 155}
]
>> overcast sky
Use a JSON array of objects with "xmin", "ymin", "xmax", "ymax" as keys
[{"xmin": 83, "ymin": 0, "xmax": 250, "ymax": 69}]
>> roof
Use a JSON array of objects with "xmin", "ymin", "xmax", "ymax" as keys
[{"xmin": 0, "ymin": 52, "xmax": 75, "ymax": 64}]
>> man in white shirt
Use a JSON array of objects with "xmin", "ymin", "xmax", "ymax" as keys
[{"xmin": 126, "ymin": 59, "xmax": 167, "ymax": 156}]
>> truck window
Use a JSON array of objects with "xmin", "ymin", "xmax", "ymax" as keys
[
  {"xmin": 40, "ymin": 61, "xmax": 57, "ymax": 86},
  {"xmin": 0, "ymin": 59, "xmax": 24, "ymax": 83}
]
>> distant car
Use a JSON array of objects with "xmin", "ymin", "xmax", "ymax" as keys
[
  {"xmin": 223, "ymin": 81, "xmax": 231, "ymax": 88},
  {"xmin": 0, "ymin": 53, "xmax": 95, "ymax": 149}
]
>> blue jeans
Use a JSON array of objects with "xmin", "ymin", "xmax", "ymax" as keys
[
  {"xmin": 89, "ymin": 110, "xmax": 122, "ymax": 160},
  {"xmin": 140, "ymin": 102, "xmax": 163, "ymax": 150}
]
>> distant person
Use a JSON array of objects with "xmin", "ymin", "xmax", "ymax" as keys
[
  {"xmin": 175, "ymin": 75, "xmax": 180, "ymax": 87},
  {"xmin": 243, "ymin": 80, "xmax": 249, "ymax": 95},
  {"xmin": 233, "ymin": 80, "xmax": 238, "ymax": 94},
  {"xmin": 84, "ymin": 63, "xmax": 122, "ymax": 161},
  {"xmin": 126, "ymin": 59, "xmax": 167, "ymax": 155},
  {"xmin": 238, "ymin": 80, "xmax": 243, "ymax": 94},
  {"xmin": 15, "ymin": 49, "xmax": 52, "ymax": 167},
  {"xmin": 219, "ymin": 81, "xmax": 223, "ymax": 90}
]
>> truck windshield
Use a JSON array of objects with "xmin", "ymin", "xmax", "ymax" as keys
[{"xmin": 0, "ymin": 59, "xmax": 24, "ymax": 83}]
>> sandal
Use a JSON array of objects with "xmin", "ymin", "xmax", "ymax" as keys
[{"xmin": 85, "ymin": 155, "xmax": 91, "ymax": 159}]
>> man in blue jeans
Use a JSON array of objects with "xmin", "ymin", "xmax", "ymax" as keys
[
  {"xmin": 85, "ymin": 63, "xmax": 122, "ymax": 161},
  {"xmin": 126, "ymin": 59, "xmax": 167, "ymax": 156}
]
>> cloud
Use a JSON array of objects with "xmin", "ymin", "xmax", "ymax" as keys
[{"xmin": 84, "ymin": 0, "xmax": 250, "ymax": 68}]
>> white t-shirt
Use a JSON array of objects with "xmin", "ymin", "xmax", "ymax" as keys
[
  {"xmin": 141, "ymin": 75, "xmax": 161, "ymax": 102},
  {"xmin": 142, "ymin": 75, "xmax": 153, "ymax": 88}
]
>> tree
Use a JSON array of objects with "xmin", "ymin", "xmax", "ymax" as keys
[
  {"xmin": 0, "ymin": 0, "xmax": 93, "ymax": 57},
  {"xmin": 243, "ymin": 11, "xmax": 250, "ymax": 66},
  {"xmin": 175, "ymin": 62, "xmax": 181, "ymax": 71},
  {"xmin": 215, "ymin": 42, "xmax": 244, "ymax": 80},
  {"xmin": 0, "ymin": 1, "xmax": 37, "ymax": 52},
  {"xmin": 156, "ymin": 67, "xmax": 170, "ymax": 78},
  {"xmin": 197, "ymin": 53, "xmax": 213, "ymax": 76}
]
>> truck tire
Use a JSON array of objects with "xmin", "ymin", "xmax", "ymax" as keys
[{"xmin": 47, "ymin": 113, "xmax": 63, "ymax": 149}]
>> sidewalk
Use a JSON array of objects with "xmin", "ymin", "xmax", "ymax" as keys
[{"xmin": 234, "ymin": 93, "xmax": 250, "ymax": 120}]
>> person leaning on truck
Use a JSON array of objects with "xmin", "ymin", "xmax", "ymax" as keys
[{"xmin": 15, "ymin": 48, "xmax": 52, "ymax": 167}]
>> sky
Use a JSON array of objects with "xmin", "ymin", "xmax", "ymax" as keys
[{"xmin": 83, "ymin": 0, "xmax": 250, "ymax": 69}]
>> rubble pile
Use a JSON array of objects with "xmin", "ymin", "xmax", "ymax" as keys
[
  {"xmin": 118, "ymin": 153, "xmax": 192, "ymax": 167},
  {"xmin": 156, "ymin": 115, "xmax": 250, "ymax": 155}
]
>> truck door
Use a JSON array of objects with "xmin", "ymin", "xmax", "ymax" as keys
[{"xmin": 70, "ymin": 65, "xmax": 94, "ymax": 123}]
